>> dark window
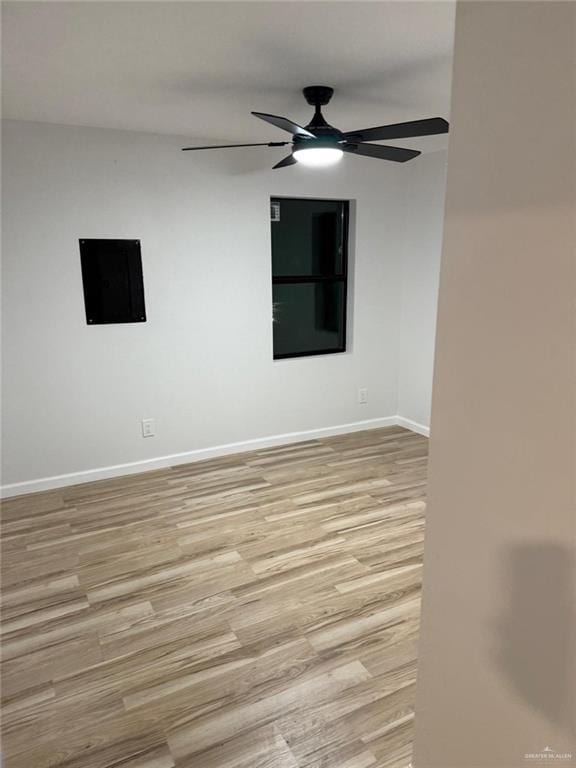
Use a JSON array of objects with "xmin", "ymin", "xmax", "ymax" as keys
[
  {"xmin": 271, "ymin": 198, "xmax": 349, "ymax": 359},
  {"xmin": 79, "ymin": 239, "xmax": 146, "ymax": 324}
]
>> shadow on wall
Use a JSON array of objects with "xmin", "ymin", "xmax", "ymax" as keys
[{"xmin": 493, "ymin": 542, "xmax": 575, "ymax": 740}]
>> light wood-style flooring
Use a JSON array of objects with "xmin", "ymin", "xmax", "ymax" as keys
[{"xmin": 1, "ymin": 426, "xmax": 428, "ymax": 768}]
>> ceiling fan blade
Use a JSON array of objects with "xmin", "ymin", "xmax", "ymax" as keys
[
  {"xmin": 272, "ymin": 154, "xmax": 297, "ymax": 170},
  {"xmin": 252, "ymin": 112, "xmax": 315, "ymax": 138},
  {"xmin": 182, "ymin": 141, "xmax": 289, "ymax": 151},
  {"xmin": 344, "ymin": 117, "xmax": 449, "ymax": 143},
  {"xmin": 343, "ymin": 143, "xmax": 421, "ymax": 163}
]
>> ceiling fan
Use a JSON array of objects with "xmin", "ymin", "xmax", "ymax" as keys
[{"xmin": 182, "ymin": 85, "xmax": 449, "ymax": 169}]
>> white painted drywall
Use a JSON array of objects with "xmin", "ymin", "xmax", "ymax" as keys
[
  {"xmin": 414, "ymin": 2, "xmax": 576, "ymax": 766},
  {"xmin": 397, "ymin": 150, "xmax": 448, "ymax": 431},
  {"xmin": 2, "ymin": 119, "xmax": 448, "ymax": 489}
]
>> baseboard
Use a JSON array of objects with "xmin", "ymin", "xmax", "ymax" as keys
[
  {"xmin": 0, "ymin": 415, "xmax": 428, "ymax": 498},
  {"xmin": 395, "ymin": 416, "xmax": 430, "ymax": 437}
]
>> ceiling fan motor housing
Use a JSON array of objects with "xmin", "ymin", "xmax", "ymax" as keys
[{"xmin": 293, "ymin": 134, "xmax": 343, "ymax": 150}]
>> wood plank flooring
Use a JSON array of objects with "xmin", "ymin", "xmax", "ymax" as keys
[{"xmin": 1, "ymin": 426, "xmax": 428, "ymax": 768}]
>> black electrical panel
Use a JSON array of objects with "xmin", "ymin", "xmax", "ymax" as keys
[{"xmin": 79, "ymin": 239, "xmax": 146, "ymax": 325}]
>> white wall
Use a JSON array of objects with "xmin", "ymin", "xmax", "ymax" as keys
[
  {"xmin": 2, "ymin": 119, "xmax": 449, "ymax": 492},
  {"xmin": 397, "ymin": 151, "xmax": 447, "ymax": 432},
  {"xmin": 414, "ymin": 2, "xmax": 575, "ymax": 766}
]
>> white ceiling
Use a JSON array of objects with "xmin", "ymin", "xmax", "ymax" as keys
[{"xmin": 2, "ymin": 1, "xmax": 455, "ymax": 151}]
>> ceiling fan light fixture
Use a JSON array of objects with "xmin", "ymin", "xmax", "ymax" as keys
[{"xmin": 292, "ymin": 147, "xmax": 343, "ymax": 167}]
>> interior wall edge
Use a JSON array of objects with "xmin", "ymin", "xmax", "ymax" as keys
[
  {"xmin": 0, "ymin": 415, "xmax": 424, "ymax": 498},
  {"xmin": 394, "ymin": 416, "xmax": 430, "ymax": 438}
]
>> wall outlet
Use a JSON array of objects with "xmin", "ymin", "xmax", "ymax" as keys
[
  {"xmin": 141, "ymin": 418, "xmax": 155, "ymax": 438},
  {"xmin": 358, "ymin": 388, "xmax": 368, "ymax": 404}
]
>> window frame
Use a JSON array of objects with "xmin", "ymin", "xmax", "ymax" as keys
[{"xmin": 271, "ymin": 196, "xmax": 350, "ymax": 360}]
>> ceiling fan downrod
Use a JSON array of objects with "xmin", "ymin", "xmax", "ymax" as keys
[{"xmin": 303, "ymin": 85, "xmax": 335, "ymax": 131}]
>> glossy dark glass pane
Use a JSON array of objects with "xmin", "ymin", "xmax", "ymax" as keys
[
  {"xmin": 79, "ymin": 239, "xmax": 146, "ymax": 324},
  {"xmin": 273, "ymin": 281, "xmax": 345, "ymax": 358},
  {"xmin": 271, "ymin": 198, "xmax": 346, "ymax": 277}
]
